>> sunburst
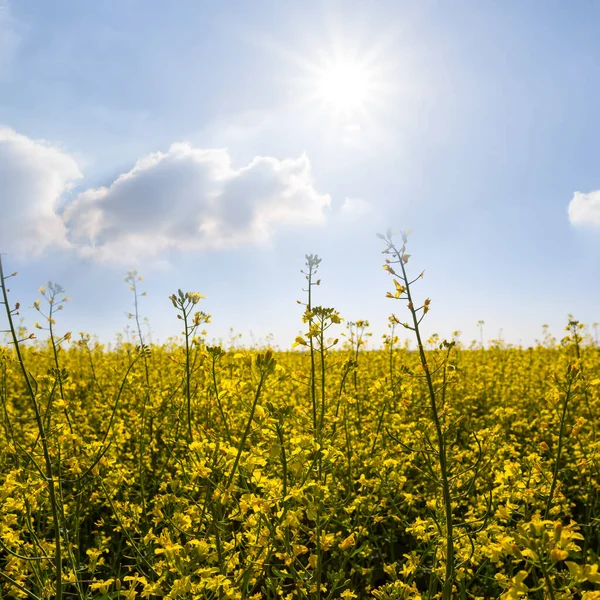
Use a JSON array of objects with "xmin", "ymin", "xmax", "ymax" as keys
[{"xmin": 311, "ymin": 56, "xmax": 376, "ymax": 118}]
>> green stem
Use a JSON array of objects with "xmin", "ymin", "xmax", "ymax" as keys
[
  {"xmin": 184, "ymin": 306, "xmax": 192, "ymax": 443},
  {"xmin": 394, "ymin": 245, "xmax": 455, "ymax": 599},
  {"xmin": 225, "ymin": 370, "xmax": 268, "ymax": 490},
  {"xmin": 544, "ymin": 377, "xmax": 572, "ymax": 519},
  {"xmin": 212, "ymin": 355, "xmax": 232, "ymax": 444},
  {"xmin": 0, "ymin": 258, "xmax": 63, "ymax": 600}
]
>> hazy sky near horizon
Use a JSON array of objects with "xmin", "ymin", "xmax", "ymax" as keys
[{"xmin": 1, "ymin": 0, "xmax": 599, "ymax": 348}]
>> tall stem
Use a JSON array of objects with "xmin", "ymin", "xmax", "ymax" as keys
[
  {"xmin": 308, "ymin": 271, "xmax": 317, "ymax": 432},
  {"xmin": 184, "ymin": 307, "xmax": 192, "ymax": 443},
  {"xmin": 48, "ymin": 301, "xmax": 73, "ymax": 434},
  {"xmin": 544, "ymin": 376, "xmax": 572, "ymax": 519},
  {"xmin": 393, "ymin": 245, "xmax": 454, "ymax": 599},
  {"xmin": 130, "ymin": 277, "xmax": 150, "ymax": 523},
  {"xmin": 0, "ymin": 258, "xmax": 63, "ymax": 600}
]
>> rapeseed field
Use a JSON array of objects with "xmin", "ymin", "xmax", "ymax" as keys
[{"xmin": 1, "ymin": 234, "xmax": 599, "ymax": 599}]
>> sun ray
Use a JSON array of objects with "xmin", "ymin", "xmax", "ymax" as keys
[
  {"xmin": 311, "ymin": 56, "xmax": 375, "ymax": 118},
  {"xmin": 253, "ymin": 26, "xmax": 397, "ymax": 133}
]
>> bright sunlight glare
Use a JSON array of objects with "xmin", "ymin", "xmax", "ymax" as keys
[{"xmin": 313, "ymin": 58, "xmax": 375, "ymax": 118}]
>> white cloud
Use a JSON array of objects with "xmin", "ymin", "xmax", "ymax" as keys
[
  {"xmin": 568, "ymin": 191, "xmax": 600, "ymax": 228},
  {"xmin": 340, "ymin": 196, "xmax": 372, "ymax": 217},
  {"xmin": 64, "ymin": 142, "xmax": 331, "ymax": 261},
  {"xmin": 0, "ymin": 127, "xmax": 82, "ymax": 256},
  {"xmin": 1, "ymin": 129, "xmax": 331, "ymax": 262}
]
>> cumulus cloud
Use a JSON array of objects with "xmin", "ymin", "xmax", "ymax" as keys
[
  {"xmin": 64, "ymin": 142, "xmax": 331, "ymax": 261},
  {"xmin": 568, "ymin": 191, "xmax": 600, "ymax": 228},
  {"xmin": 0, "ymin": 127, "xmax": 82, "ymax": 255},
  {"xmin": 0, "ymin": 129, "xmax": 331, "ymax": 262}
]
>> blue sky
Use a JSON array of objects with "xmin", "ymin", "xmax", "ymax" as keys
[{"xmin": 1, "ymin": 0, "xmax": 599, "ymax": 348}]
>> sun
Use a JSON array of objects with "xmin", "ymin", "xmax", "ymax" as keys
[
  {"xmin": 271, "ymin": 31, "xmax": 390, "ymax": 127},
  {"xmin": 312, "ymin": 57, "xmax": 375, "ymax": 118}
]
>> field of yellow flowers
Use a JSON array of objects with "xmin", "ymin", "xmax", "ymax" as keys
[{"xmin": 1, "ymin": 235, "xmax": 599, "ymax": 600}]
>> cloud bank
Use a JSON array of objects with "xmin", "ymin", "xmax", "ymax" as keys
[
  {"xmin": 0, "ymin": 128, "xmax": 82, "ymax": 255},
  {"xmin": 568, "ymin": 191, "xmax": 600, "ymax": 228},
  {"xmin": 1, "ymin": 130, "xmax": 331, "ymax": 261}
]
